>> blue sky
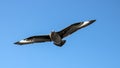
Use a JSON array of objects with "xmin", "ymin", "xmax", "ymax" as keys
[{"xmin": 0, "ymin": 0, "xmax": 120, "ymax": 68}]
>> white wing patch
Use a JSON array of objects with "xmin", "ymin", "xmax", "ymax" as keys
[
  {"xmin": 80, "ymin": 21, "xmax": 90, "ymax": 27},
  {"xmin": 19, "ymin": 39, "xmax": 33, "ymax": 43}
]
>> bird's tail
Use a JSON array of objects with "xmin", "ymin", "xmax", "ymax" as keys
[{"xmin": 54, "ymin": 40, "xmax": 66, "ymax": 47}]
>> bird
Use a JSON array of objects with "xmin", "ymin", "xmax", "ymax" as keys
[{"xmin": 14, "ymin": 20, "xmax": 96, "ymax": 47}]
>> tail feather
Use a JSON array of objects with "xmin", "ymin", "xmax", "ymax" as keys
[{"xmin": 54, "ymin": 40, "xmax": 66, "ymax": 47}]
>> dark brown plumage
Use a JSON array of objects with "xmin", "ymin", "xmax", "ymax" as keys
[{"xmin": 14, "ymin": 20, "xmax": 96, "ymax": 47}]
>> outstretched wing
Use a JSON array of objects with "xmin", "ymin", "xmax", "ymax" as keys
[
  {"xmin": 57, "ymin": 20, "xmax": 96, "ymax": 38},
  {"xmin": 14, "ymin": 35, "xmax": 51, "ymax": 45}
]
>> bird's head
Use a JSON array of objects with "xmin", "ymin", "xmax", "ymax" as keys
[
  {"xmin": 50, "ymin": 29, "xmax": 56, "ymax": 36},
  {"xmin": 51, "ymin": 29, "xmax": 55, "ymax": 33}
]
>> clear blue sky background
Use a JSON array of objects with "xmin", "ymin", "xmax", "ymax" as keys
[{"xmin": 0, "ymin": 0, "xmax": 120, "ymax": 68}]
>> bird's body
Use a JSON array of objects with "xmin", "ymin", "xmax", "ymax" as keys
[
  {"xmin": 50, "ymin": 31, "xmax": 62, "ymax": 44},
  {"xmin": 14, "ymin": 20, "xmax": 96, "ymax": 47}
]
